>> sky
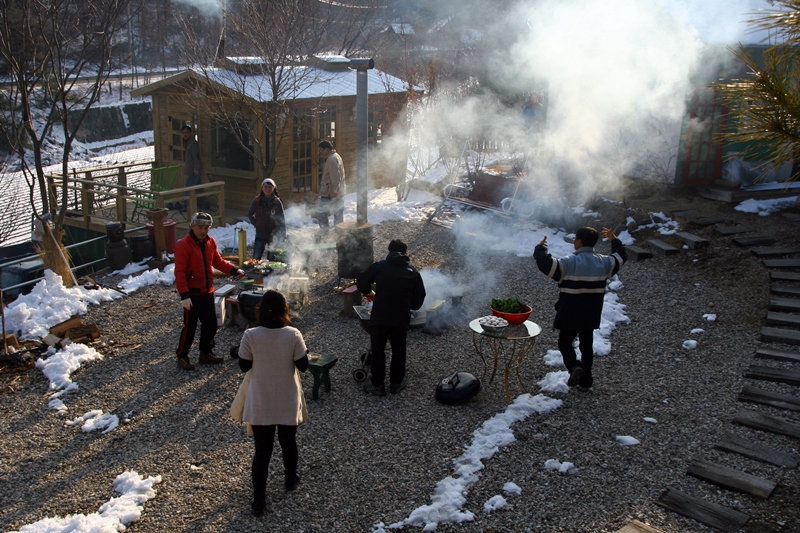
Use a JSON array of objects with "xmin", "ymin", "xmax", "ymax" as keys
[{"xmin": 4, "ymin": 144, "xmax": 796, "ymax": 530}]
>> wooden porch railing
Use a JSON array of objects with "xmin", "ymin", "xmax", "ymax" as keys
[{"xmin": 45, "ymin": 161, "xmax": 226, "ymax": 230}]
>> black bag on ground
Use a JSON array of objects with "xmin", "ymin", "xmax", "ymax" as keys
[{"xmin": 435, "ymin": 371, "xmax": 481, "ymax": 405}]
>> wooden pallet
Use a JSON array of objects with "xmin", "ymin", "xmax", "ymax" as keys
[{"xmin": 656, "ymin": 488, "xmax": 749, "ymax": 532}]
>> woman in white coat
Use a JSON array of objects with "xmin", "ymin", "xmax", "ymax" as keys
[{"xmin": 238, "ymin": 290, "xmax": 309, "ymax": 517}]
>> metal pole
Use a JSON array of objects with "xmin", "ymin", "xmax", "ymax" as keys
[{"xmin": 356, "ymin": 68, "xmax": 368, "ymax": 226}]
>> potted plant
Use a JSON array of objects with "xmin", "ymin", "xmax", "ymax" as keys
[{"xmin": 490, "ymin": 298, "xmax": 532, "ymax": 325}]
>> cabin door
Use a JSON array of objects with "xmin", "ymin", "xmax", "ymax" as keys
[{"xmin": 169, "ymin": 114, "xmax": 198, "ymax": 188}]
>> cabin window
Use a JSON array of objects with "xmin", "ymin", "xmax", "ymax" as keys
[
  {"xmin": 368, "ymin": 112, "xmax": 382, "ymax": 146},
  {"xmin": 211, "ymin": 120, "xmax": 255, "ymax": 172},
  {"xmin": 292, "ymin": 109, "xmax": 314, "ymax": 192}
]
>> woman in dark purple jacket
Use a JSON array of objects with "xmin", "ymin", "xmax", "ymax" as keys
[{"xmin": 247, "ymin": 179, "xmax": 285, "ymax": 261}]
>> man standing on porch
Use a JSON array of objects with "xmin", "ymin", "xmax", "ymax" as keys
[
  {"xmin": 317, "ymin": 140, "xmax": 345, "ymax": 229},
  {"xmin": 182, "ymin": 125, "xmax": 209, "ymax": 210}
]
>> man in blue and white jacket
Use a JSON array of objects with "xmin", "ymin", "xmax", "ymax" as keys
[{"xmin": 534, "ymin": 227, "xmax": 626, "ymax": 391}]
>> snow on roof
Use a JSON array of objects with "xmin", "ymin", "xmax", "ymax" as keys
[
  {"xmin": 388, "ymin": 23, "xmax": 415, "ymax": 35},
  {"xmin": 197, "ymin": 65, "xmax": 411, "ymax": 101}
]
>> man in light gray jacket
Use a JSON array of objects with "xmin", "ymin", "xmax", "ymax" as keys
[{"xmin": 317, "ymin": 140, "xmax": 345, "ymax": 228}]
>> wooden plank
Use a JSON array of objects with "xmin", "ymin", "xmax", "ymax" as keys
[
  {"xmin": 686, "ymin": 459, "xmax": 776, "ymax": 499},
  {"xmin": 761, "ymin": 326, "xmax": 800, "ymax": 345},
  {"xmin": 689, "ymin": 216, "xmax": 728, "ymax": 227},
  {"xmin": 751, "ymin": 247, "xmax": 800, "ymax": 258},
  {"xmin": 770, "ymin": 271, "xmax": 800, "ymax": 282},
  {"xmin": 715, "ymin": 225, "xmax": 754, "ymax": 236},
  {"xmin": 771, "ymin": 285, "xmax": 800, "ymax": 297},
  {"xmin": 745, "ymin": 364, "xmax": 800, "ymax": 386},
  {"xmin": 670, "ymin": 209, "xmax": 699, "ymax": 218},
  {"xmin": 765, "ymin": 311, "xmax": 800, "ymax": 328},
  {"xmin": 769, "ymin": 297, "xmax": 800, "ymax": 312},
  {"xmin": 763, "ymin": 258, "xmax": 800, "ymax": 268},
  {"xmin": 733, "ymin": 236, "xmax": 776, "ymax": 247},
  {"xmin": 674, "ymin": 231, "xmax": 709, "ymax": 250},
  {"xmin": 647, "ymin": 239, "xmax": 680, "ymax": 255},
  {"xmin": 655, "ymin": 488, "xmax": 749, "ymax": 532},
  {"xmin": 739, "ymin": 386, "xmax": 800, "ymax": 412},
  {"xmin": 626, "ymin": 245, "xmax": 652, "ymax": 261},
  {"xmin": 732, "ymin": 408, "xmax": 800, "ymax": 439},
  {"xmin": 613, "ymin": 520, "xmax": 668, "ymax": 533},
  {"xmin": 755, "ymin": 346, "xmax": 800, "ymax": 363},
  {"xmin": 716, "ymin": 432, "xmax": 800, "ymax": 467}
]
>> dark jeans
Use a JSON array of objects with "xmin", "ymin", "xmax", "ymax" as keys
[
  {"xmin": 253, "ymin": 237, "xmax": 274, "ymax": 262},
  {"xmin": 369, "ymin": 324, "xmax": 408, "ymax": 386},
  {"xmin": 558, "ymin": 328, "xmax": 594, "ymax": 388},
  {"xmin": 175, "ymin": 293, "xmax": 217, "ymax": 358},
  {"xmin": 252, "ymin": 424, "xmax": 298, "ymax": 501},
  {"xmin": 317, "ymin": 196, "xmax": 344, "ymax": 228}
]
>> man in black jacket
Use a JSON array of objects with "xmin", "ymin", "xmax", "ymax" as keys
[{"xmin": 357, "ymin": 240, "xmax": 426, "ymax": 396}]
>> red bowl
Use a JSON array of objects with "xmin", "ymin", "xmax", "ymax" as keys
[{"xmin": 490, "ymin": 304, "xmax": 532, "ymax": 326}]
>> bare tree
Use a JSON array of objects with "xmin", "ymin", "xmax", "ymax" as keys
[
  {"xmin": 0, "ymin": 0, "xmax": 141, "ymax": 234},
  {"xmin": 178, "ymin": 0, "xmax": 355, "ymax": 180}
]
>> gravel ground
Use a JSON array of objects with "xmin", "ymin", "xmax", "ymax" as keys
[{"xmin": 1, "ymin": 179, "xmax": 799, "ymax": 533}]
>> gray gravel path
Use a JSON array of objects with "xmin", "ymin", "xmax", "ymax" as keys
[{"xmin": 1, "ymin": 181, "xmax": 798, "ymax": 532}]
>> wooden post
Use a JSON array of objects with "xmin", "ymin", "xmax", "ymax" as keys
[
  {"xmin": 147, "ymin": 208, "xmax": 169, "ymax": 265},
  {"xmin": 238, "ymin": 229, "xmax": 247, "ymax": 266}
]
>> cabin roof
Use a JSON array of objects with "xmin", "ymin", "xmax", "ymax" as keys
[{"xmin": 131, "ymin": 63, "xmax": 417, "ymax": 101}]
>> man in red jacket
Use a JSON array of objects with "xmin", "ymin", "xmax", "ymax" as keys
[{"xmin": 174, "ymin": 212, "xmax": 245, "ymax": 370}]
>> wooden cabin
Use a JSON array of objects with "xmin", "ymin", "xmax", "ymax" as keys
[{"xmin": 130, "ymin": 55, "xmax": 416, "ymax": 214}]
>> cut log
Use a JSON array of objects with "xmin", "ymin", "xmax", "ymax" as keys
[
  {"xmin": 626, "ymin": 245, "xmax": 652, "ymax": 261},
  {"xmin": 733, "ymin": 236, "xmax": 776, "ymax": 247},
  {"xmin": 745, "ymin": 364, "xmax": 800, "ymax": 386},
  {"xmin": 739, "ymin": 386, "xmax": 800, "ymax": 412},
  {"xmin": 761, "ymin": 326, "xmax": 800, "ymax": 345},
  {"xmin": 769, "ymin": 271, "xmax": 800, "ymax": 282},
  {"xmin": 655, "ymin": 488, "xmax": 749, "ymax": 532},
  {"xmin": 714, "ymin": 225, "xmax": 754, "ymax": 236},
  {"xmin": 751, "ymin": 247, "xmax": 800, "ymax": 258},
  {"xmin": 674, "ymin": 231, "xmax": 709, "ymax": 250},
  {"xmin": 716, "ymin": 432, "xmax": 800, "ymax": 467},
  {"xmin": 686, "ymin": 459, "xmax": 776, "ymax": 499},
  {"xmin": 647, "ymin": 239, "xmax": 680, "ymax": 255},
  {"xmin": 765, "ymin": 311, "xmax": 800, "ymax": 328},
  {"xmin": 755, "ymin": 346, "xmax": 800, "ymax": 363},
  {"xmin": 769, "ymin": 297, "xmax": 800, "ymax": 313},
  {"xmin": 771, "ymin": 286, "xmax": 800, "ymax": 297},
  {"xmin": 732, "ymin": 408, "xmax": 800, "ymax": 439},
  {"xmin": 50, "ymin": 316, "xmax": 82, "ymax": 337}
]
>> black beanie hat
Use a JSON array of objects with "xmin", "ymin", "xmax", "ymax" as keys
[{"xmin": 388, "ymin": 239, "xmax": 407, "ymax": 253}]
